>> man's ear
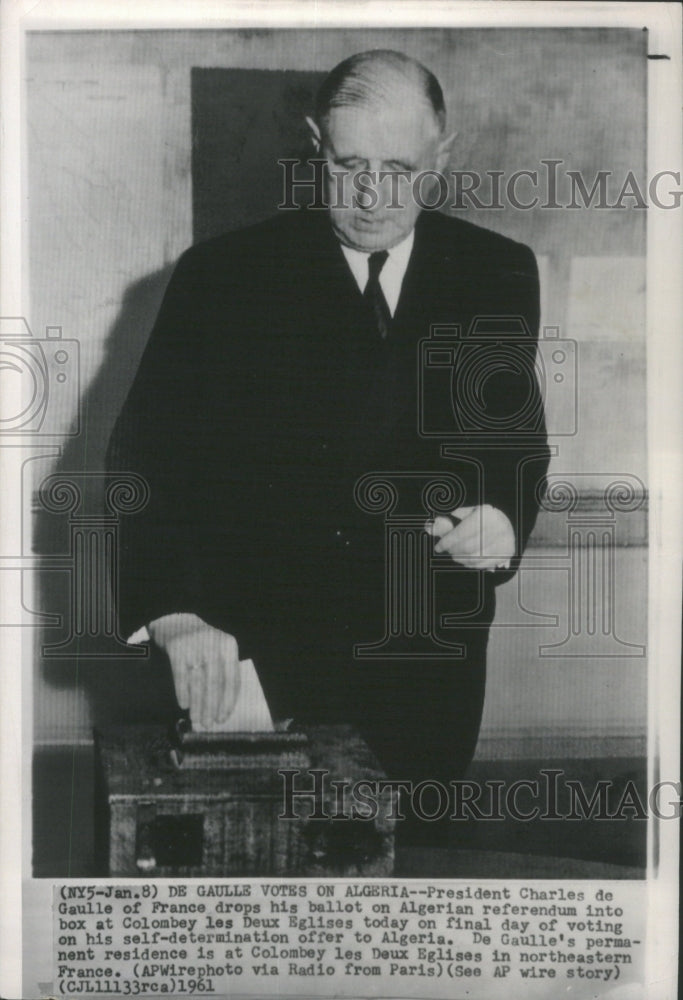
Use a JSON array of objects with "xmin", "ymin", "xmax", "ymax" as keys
[
  {"xmin": 435, "ymin": 130, "xmax": 457, "ymax": 172},
  {"xmin": 305, "ymin": 115, "xmax": 322, "ymax": 152}
]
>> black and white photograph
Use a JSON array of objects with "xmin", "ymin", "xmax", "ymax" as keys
[{"xmin": 1, "ymin": 2, "xmax": 680, "ymax": 998}]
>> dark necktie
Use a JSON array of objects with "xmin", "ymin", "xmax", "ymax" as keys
[{"xmin": 363, "ymin": 250, "xmax": 391, "ymax": 339}]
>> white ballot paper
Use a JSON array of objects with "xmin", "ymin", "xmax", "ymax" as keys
[{"xmin": 210, "ymin": 657, "xmax": 274, "ymax": 732}]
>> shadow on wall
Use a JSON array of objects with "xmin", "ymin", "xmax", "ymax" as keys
[
  {"xmin": 34, "ymin": 264, "xmax": 183, "ymax": 730},
  {"xmin": 33, "ymin": 67, "xmax": 324, "ymax": 735}
]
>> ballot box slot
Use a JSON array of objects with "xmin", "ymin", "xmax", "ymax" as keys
[{"xmin": 170, "ymin": 723, "xmax": 311, "ymax": 771}]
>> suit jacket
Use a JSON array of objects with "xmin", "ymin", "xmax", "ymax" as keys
[{"xmin": 107, "ymin": 208, "xmax": 550, "ymax": 696}]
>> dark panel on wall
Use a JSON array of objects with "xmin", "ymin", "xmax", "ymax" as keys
[{"xmin": 192, "ymin": 67, "xmax": 325, "ymax": 242}]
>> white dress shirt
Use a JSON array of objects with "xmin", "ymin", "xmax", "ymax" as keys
[{"xmin": 340, "ymin": 229, "xmax": 415, "ymax": 316}]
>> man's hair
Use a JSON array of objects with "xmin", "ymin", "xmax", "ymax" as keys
[{"xmin": 315, "ymin": 49, "xmax": 446, "ymax": 133}]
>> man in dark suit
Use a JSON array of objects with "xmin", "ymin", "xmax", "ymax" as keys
[{"xmin": 108, "ymin": 50, "xmax": 550, "ymax": 841}]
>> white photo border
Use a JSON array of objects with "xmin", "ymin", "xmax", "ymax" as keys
[{"xmin": 1, "ymin": 2, "xmax": 680, "ymax": 998}]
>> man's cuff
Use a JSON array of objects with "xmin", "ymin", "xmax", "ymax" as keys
[
  {"xmin": 127, "ymin": 612, "xmax": 202, "ymax": 646},
  {"xmin": 127, "ymin": 625, "xmax": 150, "ymax": 645}
]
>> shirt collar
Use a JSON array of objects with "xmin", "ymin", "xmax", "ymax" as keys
[
  {"xmin": 339, "ymin": 229, "xmax": 415, "ymax": 316},
  {"xmin": 340, "ymin": 229, "xmax": 415, "ymax": 275}
]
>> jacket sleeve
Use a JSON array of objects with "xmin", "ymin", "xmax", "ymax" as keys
[
  {"xmin": 467, "ymin": 243, "xmax": 550, "ymax": 568},
  {"xmin": 106, "ymin": 247, "xmax": 214, "ymax": 638}
]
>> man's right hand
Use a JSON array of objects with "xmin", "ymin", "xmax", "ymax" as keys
[{"xmin": 147, "ymin": 613, "xmax": 241, "ymax": 731}]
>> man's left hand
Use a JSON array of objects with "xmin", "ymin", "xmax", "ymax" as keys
[{"xmin": 425, "ymin": 504, "xmax": 515, "ymax": 571}]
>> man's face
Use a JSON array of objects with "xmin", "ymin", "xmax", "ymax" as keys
[{"xmin": 317, "ymin": 101, "xmax": 446, "ymax": 252}]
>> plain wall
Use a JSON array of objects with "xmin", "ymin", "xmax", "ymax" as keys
[{"xmin": 26, "ymin": 28, "xmax": 647, "ymax": 750}]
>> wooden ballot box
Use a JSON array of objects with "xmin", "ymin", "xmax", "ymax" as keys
[{"xmin": 94, "ymin": 724, "xmax": 396, "ymax": 877}]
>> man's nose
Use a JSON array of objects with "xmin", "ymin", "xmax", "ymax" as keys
[{"xmin": 355, "ymin": 164, "xmax": 393, "ymax": 212}]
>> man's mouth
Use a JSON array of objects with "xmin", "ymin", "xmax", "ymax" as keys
[{"xmin": 353, "ymin": 214, "xmax": 387, "ymax": 227}]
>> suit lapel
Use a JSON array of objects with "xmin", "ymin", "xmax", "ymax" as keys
[
  {"xmin": 393, "ymin": 212, "xmax": 479, "ymax": 338},
  {"xmin": 290, "ymin": 212, "xmax": 478, "ymax": 472}
]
